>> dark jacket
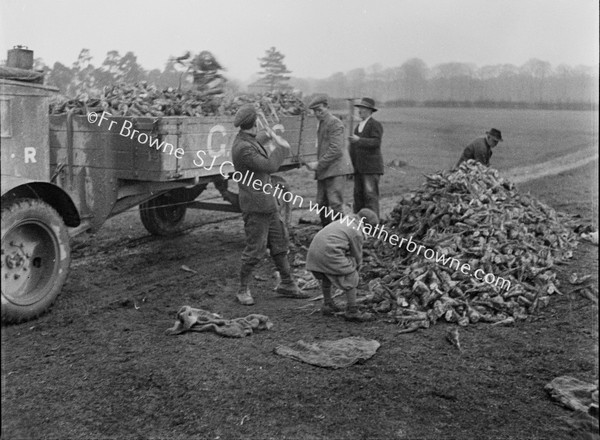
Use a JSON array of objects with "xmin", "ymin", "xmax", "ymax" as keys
[
  {"xmin": 456, "ymin": 137, "xmax": 492, "ymax": 167},
  {"xmin": 315, "ymin": 113, "xmax": 353, "ymax": 180},
  {"xmin": 231, "ymin": 131, "xmax": 285, "ymax": 213},
  {"xmin": 349, "ymin": 117, "xmax": 384, "ymax": 174}
]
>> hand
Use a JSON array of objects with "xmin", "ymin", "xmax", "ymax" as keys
[
  {"xmin": 267, "ymin": 128, "xmax": 291, "ymax": 150},
  {"xmin": 348, "ymin": 134, "xmax": 360, "ymax": 143},
  {"xmin": 304, "ymin": 161, "xmax": 318, "ymax": 171}
]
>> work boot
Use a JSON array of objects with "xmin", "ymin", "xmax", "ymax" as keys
[
  {"xmin": 344, "ymin": 287, "xmax": 373, "ymax": 321},
  {"xmin": 344, "ymin": 306, "xmax": 374, "ymax": 322},
  {"xmin": 322, "ymin": 302, "xmax": 343, "ymax": 316},
  {"xmin": 276, "ymin": 281, "xmax": 311, "ymax": 298},
  {"xmin": 273, "ymin": 254, "xmax": 311, "ymax": 299},
  {"xmin": 237, "ymin": 263, "xmax": 255, "ymax": 305},
  {"xmin": 236, "ymin": 287, "xmax": 255, "ymax": 306},
  {"xmin": 320, "ymin": 283, "xmax": 341, "ymax": 315}
]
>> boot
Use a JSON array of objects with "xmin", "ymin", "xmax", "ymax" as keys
[
  {"xmin": 344, "ymin": 306, "xmax": 374, "ymax": 322},
  {"xmin": 272, "ymin": 254, "xmax": 310, "ymax": 299},
  {"xmin": 322, "ymin": 302, "xmax": 343, "ymax": 316},
  {"xmin": 236, "ymin": 287, "xmax": 254, "ymax": 306},
  {"xmin": 343, "ymin": 288, "xmax": 373, "ymax": 322},
  {"xmin": 321, "ymin": 284, "xmax": 342, "ymax": 316},
  {"xmin": 236, "ymin": 263, "xmax": 255, "ymax": 306}
]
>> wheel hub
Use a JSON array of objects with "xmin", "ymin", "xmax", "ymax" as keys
[
  {"xmin": 4, "ymin": 241, "xmax": 29, "ymax": 271},
  {"xmin": 1, "ymin": 220, "xmax": 58, "ymax": 305}
]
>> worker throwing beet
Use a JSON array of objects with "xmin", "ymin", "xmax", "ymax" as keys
[
  {"xmin": 231, "ymin": 104, "xmax": 310, "ymax": 306},
  {"xmin": 306, "ymin": 208, "xmax": 379, "ymax": 322},
  {"xmin": 456, "ymin": 128, "xmax": 503, "ymax": 167}
]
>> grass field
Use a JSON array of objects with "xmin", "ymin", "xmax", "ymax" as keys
[
  {"xmin": 279, "ymin": 107, "xmax": 599, "ymax": 213},
  {"xmin": 375, "ymin": 106, "xmax": 597, "ymax": 170}
]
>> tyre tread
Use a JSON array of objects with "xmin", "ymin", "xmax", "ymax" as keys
[{"xmin": 1, "ymin": 198, "xmax": 71, "ymax": 324}]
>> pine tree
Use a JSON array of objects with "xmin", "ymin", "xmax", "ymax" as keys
[{"xmin": 258, "ymin": 47, "xmax": 291, "ymax": 91}]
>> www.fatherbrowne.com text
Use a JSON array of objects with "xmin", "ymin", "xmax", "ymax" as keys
[{"xmin": 86, "ymin": 110, "xmax": 510, "ymax": 290}]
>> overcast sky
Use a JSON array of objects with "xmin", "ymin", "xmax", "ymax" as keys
[{"xmin": 0, "ymin": 0, "xmax": 598, "ymax": 81}]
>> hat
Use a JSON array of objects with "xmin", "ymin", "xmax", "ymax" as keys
[
  {"xmin": 486, "ymin": 128, "xmax": 503, "ymax": 142},
  {"xmin": 354, "ymin": 97, "xmax": 378, "ymax": 112},
  {"xmin": 308, "ymin": 95, "xmax": 328, "ymax": 109},
  {"xmin": 356, "ymin": 208, "xmax": 379, "ymax": 227},
  {"xmin": 233, "ymin": 104, "xmax": 257, "ymax": 128}
]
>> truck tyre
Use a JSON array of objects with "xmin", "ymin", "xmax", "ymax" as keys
[
  {"xmin": 139, "ymin": 193, "xmax": 187, "ymax": 236},
  {"xmin": 1, "ymin": 199, "xmax": 71, "ymax": 323}
]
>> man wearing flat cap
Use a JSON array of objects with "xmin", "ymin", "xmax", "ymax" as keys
[
  {"xmin": 306, "ymin": 95, "xmax": 353, "ymax": 227},
  {"xmin": 456, "ymin": 128, "xmax": 503, "ymax": 167},
  {"xmin": 231, "ymin": 104, "xmax": 309, "ymax": 305},
  {"xmin": 348, "ymin": 97, "xmax": 384, "ymax": 218}
]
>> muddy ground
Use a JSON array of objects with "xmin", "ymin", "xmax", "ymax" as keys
[{"xmin": 2, "ymin": 154, "xmax": 599, "ymax": 439}]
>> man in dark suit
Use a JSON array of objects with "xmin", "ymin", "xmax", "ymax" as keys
[
  {"xmin": 348, "ymin": 98, "xmax": 384, "ymax": 218},
  {"xmin": 231, "ymin": 104, "xmax": 309, "ymax": 305}
]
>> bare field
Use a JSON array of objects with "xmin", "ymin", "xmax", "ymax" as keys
[
  {"xmin": 282, "ymin": 107, "xmax": 598, "ymax": 222},
  {"xmin": 1, "ymin": 107, "xmax": 598, "ymax": 440}
]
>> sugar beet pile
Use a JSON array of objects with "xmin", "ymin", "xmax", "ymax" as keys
[
  {"xmin": 356, "ymin": 161, "xmax": 579, "ymax": 330},
  {"xmin": 49, "ymin": 82, "xmax": 305, "ymax": 117}
]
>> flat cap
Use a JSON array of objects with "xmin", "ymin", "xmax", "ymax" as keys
[
  {"xmin": 308, "ymin": 95, "xmax": 328, "ymax": 109},
  {"xmin": 233, "ymin": 104, "xmax": 257, "ymax": 128}
]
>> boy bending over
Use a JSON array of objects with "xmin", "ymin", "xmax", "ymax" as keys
[{"xmin": 306, "ymin": 208, "xmax": 379, "ymax": 322}]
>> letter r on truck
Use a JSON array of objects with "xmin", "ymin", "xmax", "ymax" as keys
[{"xmin": 24, "ymin": 147, "xmax": 37, "ymax": 163}]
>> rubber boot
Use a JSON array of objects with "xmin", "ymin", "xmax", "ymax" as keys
[
  {"xmin": 236, "ymin": 262, "xmax": 255, "ymax": 305},
  {"xmin": 272, "ymin": 253, "xmax": 310, "ymax": 299},
  {"xmin": 344, "ymin": 288, "xmax": 373, "ymax": 322}
]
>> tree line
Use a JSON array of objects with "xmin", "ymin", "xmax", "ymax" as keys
[
  {"xmin": 35, "ymin": 49, "xmax": 241, "ymax": 97},
  {"xmin": 292, "ymin": 58, "xmax": 598, "ymax": 110},
  {"xmin": 34, "ymin": 49, "xmax": 597, "ymax": 109}
]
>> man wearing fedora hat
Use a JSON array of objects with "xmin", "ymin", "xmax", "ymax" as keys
[
  {"xmin": 348, "ymin": 97, "xmax": 384, "ymax": 218},
  {"xmin": 456, "ymin": 128, "xmax": 503, "ymax": 168}
]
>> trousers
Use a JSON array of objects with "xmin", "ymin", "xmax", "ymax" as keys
[
  {"xmin": 353, "ymin": 173, "xmax": 380, "ymax": 217},
  {"xmin": 241, "ymin": 211, "xmax": 289, "ymax": 265},
  {"xmin": 316, "ymin": 175, "xmax": 346, "ymax": 226}
]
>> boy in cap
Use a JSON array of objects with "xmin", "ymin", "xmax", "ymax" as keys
[
  {"xmin": 348, "ymin": 97, "xmax": 384, "ymax": 218},
  {"xmin": 306, "ymin": 208, "xmax": 379, "ymax": 322},
  {"xmin": 456, "ymin": 128, "xmax": 503, "ymax": 167},
  {"xmin": 231, "ymin": 104, "xmax": 310, "ymax": 305},
  {"xmin": 305, "ymin": 95, "xmax": 353, "ymax": 227}
]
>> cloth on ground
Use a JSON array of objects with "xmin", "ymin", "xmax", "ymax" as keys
[
  {"xmin": 274, "ymin": 336, "xmax": 380, "ymax": 368},
  {"xmin": 165, "ymin": 306, "xmax": 273, "ymax": 337},
  {"xmin": 545, "ymin": 376, "xmax": 599, "ymax": 413}
]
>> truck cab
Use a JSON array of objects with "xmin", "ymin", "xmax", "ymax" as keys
[{"xmin": 1, "ymin": 76, "xmax": 80, "ymax": 323}]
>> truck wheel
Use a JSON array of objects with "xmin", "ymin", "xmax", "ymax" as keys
[
  {"xmin": 139, "ymin": 193, "xmax": 187, "ymax": 236},
  {"xmin": 1, "ymin": 199, "xmax": 71, "ymax": 323}
]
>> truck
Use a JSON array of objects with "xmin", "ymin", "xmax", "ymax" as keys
[{"xmin": 0, "ymin": 60, "xmax": 318, "ymax": 324}]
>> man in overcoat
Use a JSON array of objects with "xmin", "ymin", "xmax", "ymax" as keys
[
  {"xmin": 348, "ymin": 97, "xmax": 384, "ymax": 218},
  {"xmin": 306, "ymin": 95, "xmax": 353, "ymax": 227},
  {"xmin": 231, "ymin": 104, "xmax": 309, "ymax": 305},
  {"xmin": 456, "ymin": 128, "xmax": 503, "ymax": 167}
]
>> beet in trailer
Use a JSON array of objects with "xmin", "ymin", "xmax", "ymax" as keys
[{"xmin": 1, "ymin": 77, "xmax": 318, "ymax": 323}]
